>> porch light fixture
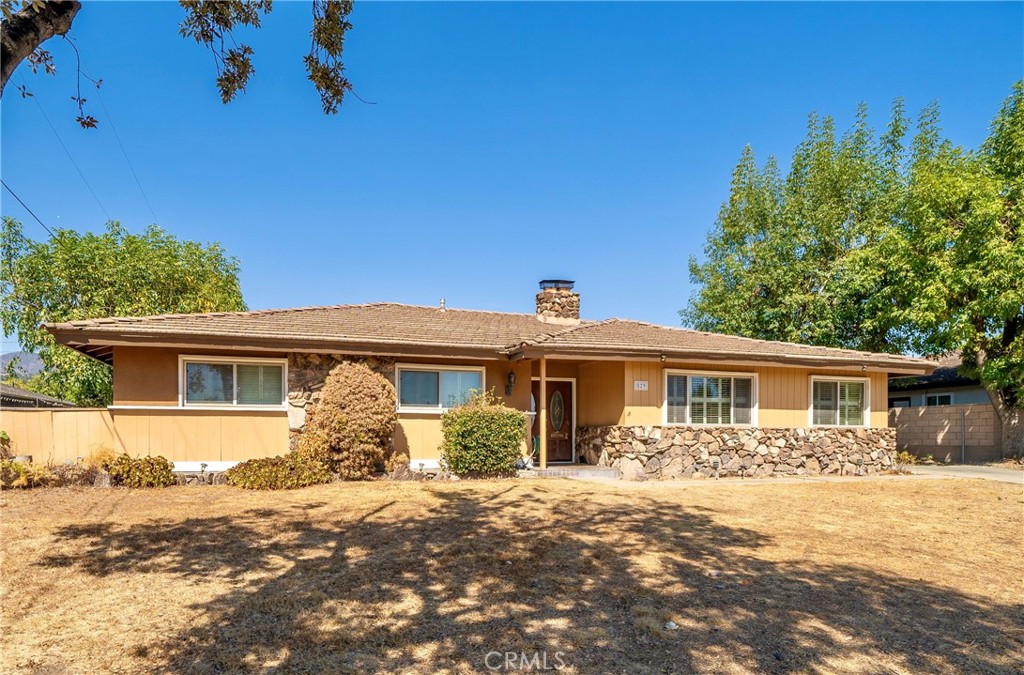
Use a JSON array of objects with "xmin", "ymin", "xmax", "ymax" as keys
[{"xmin": 505, "ymin": 370, "xmax": 517, "ymax": 396}]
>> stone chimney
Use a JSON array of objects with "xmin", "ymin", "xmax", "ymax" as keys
[{"xmin": 535, "ymin": 280, "xmax": 580, "ymax": 325}]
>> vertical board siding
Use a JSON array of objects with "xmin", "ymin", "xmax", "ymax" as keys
[
  {"xmin": 618, "ymin": 362, "xmax": 890, "ymax": 428},
  {"xmin": 1, "ymin": 409, "xmax": 288, "ymax": 465}
]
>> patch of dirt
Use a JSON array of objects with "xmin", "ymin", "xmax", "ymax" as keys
[{"xmin": 1, "ymin": 480, "xmax": 1021, "ymax": 673}]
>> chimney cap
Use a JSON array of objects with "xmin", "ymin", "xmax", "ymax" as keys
[{"xmin": 539, "ymin": 279, "xmax": 575, "ymax": 291}]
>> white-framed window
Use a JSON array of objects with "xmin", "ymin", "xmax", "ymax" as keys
[
  {"xmin": 663, "ymin": 370, "xmax": 757, "ymax": 426},
  {"xmin": 926, "ymin": 393, "xmax": 953, "ymax": 407},
  {"xmin": 396, "ymin": 364, "xmax": 484, "ymax": 412},
  {"xmin": 179, "ymin": 356, "xmax": 287, "ymax": 408},
  {"xmin": 810, "ymin": 376, "xmax": 869, "ymax": 427}
]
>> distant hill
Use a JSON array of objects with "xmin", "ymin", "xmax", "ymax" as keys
[{"xmin": 1, "ymin": 351, "xmax": 44, "ymax": 378}]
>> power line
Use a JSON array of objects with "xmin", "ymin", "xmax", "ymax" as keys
[
  {"xmin": 2, "ymin": 179, "xmax": 56, "ymax": 238},
  {"xmin": 20, "ymin": 76, "xmax": 113, "ymax": 221},
  {"xmin": 72, "ymin": 39, "xmax": 161, "ymax": 226},
  {"xmin": 92, "ymin": 88, "xmax": 160, "ymax": 226}
]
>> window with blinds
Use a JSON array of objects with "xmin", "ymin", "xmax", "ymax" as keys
[
  {"xmin": 666, "ymin": 374, "xmax": 688, "ymax": 423},
  {"xmin": 812, "ymin": 379, "xmax": 866, "ymax": 426},
  {"xmin": 183, "ymin": 359, "xmax": 284, "ymax": 406},
  {"xmin": 665, "ymin": 372, "xmax": 754, "ymax": 425},
  {"xmin": 398, "ymin": 366, "xmax": 483, "ymax": 410}
]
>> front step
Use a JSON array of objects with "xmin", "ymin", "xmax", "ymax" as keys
[{"xmin": 531, "ymin": 465, "xmax": 621, "ymax": 480}]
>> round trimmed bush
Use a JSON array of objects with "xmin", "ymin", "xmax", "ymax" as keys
[
  {"xmin": 296, "ymin": 362, "xmax": 397, "ymax": 479},
  {"xmin": 440, "ymin": 391, "xmax": 527, "ymax": 476},
  {"xmin": 226, "ymin": 453, "xmax": 332, "ymax": 490}
]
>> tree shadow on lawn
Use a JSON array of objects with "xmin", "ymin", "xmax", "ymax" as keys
[{"xmin": 40, "ymin": 484, "xmax": 1023, "ymax": 674}]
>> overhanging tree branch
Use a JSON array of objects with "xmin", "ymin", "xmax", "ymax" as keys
[{"xmin": 0, "ymin": 0, "xmax": 81, "ymax": 96}]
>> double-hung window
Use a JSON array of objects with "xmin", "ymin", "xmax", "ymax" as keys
[
  {"xmin": 397, "ymin": 365, "xmax": 483, "ymax": 411},
  {"xmin": 665, "ymin": 371, "xmax": 755, "ymax": 425},
  {"xmin": 182, "ymin": 358, "xmax": 285, "ymax": 407},
  {"xmin": 811, "ymin": 378, "xmax": 867, "ymax": 426}
]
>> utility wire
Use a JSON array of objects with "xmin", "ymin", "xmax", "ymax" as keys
[
  {"xmin": 92, "ymin": 88, "xmax": 160, "ymax": 226},
  {"xmin": 73, "ymin": 40, "xmax": 161, "ymax": 226},
  {"xmin": 2, "ymin": 179, "xmax": 57, "ymax": 238},
  {"xmin": 20, "ymin": 76, "xmax": 112, "ymax": 221}
]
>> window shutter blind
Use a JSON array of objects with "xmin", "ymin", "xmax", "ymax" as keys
[
  {"xmin": 666, "ymin": 374, "xmax": 687, "ymax": 424},
  {"xmin": 237, "ymin": 365, "xmax": 284, "ymax": 405},
  {"xmin": 440, "ymin": 370, "xmax": 481, "ymax": 408},
  {"xmin": 838, "ymin": 381, "xmax": 864, "ymax": 426},
  {"xmin": 813, "ymin": 381, "xmax": 838, "ymax": 425},
  {"xmin": 733, "ymin": 377, "xmax": 752, "ymax": 424},
  {"xmin": 400, "ymin": 370, "xmax": 439, "ymax": 407},
  {"xmin": 690, "ymin": 377, "xmax": 706, "ymax": 424}
]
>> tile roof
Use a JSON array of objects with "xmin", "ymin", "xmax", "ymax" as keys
[
  {"xmin": 889, "ymin": 355, "xmax": 979, "ymax": 390},
  {"xmin": 517, "ymin": 319, "xmax": 929, "ymax": 370},
  {"xmin": 44, "ymin": 302, "xmax": 933, "ymax": 373}
]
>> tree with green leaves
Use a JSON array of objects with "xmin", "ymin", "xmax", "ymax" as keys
[
  {"xmin": 682, "ymin": 100, "xmax": 912, "ymax": 353},
  {"xmin": 877, "ymin": 83, "xmax": 1023, "ymax": 451},
  {"xmin": 684, "ymin": 82, "xmax": 1024, "ymax": 454},
  {"xmin": 1, "ymin": 0, "xmax": 356, "ymax": 126},
  {"xmin": 0, "ymin": 218, "xmax": 246, "ymax": 405}
]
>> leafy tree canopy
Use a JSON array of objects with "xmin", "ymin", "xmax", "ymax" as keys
[
  {"xmin": 0, "ymin": 218, "xmax": 246, "ymax": 405},
  {"xmin": 684, "ymin": 82, "xmax": 1023, "ymax": 445}
]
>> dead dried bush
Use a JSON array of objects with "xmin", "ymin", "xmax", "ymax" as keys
[{"xmin": 296, "ymin": 362, "xmax": 397, "ymax": 479}]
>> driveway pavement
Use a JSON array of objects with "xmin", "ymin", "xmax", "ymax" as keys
[{"xmin": 909, "ymin": 464, "xmax": 1023, "ymax": 485}]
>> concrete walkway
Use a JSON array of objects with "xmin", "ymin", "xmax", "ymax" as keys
[{"xmin": 909, "ymin": 464, "xmax": 1023, "ymax": 485}]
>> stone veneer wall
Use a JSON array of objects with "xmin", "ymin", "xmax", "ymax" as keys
[
  {"xmin": 287, "ymin": 353, "xmax": 395, "ymax": 449},
  {"xmin": 535, "ymin": 288, "xmax": 581, "ymax": 321},
  {"xmin": 577, "ymin": 425, "xmax": 896, "ymax": 480}
]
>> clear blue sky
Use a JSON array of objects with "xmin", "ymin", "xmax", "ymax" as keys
[{"xmin": 2, "ymin": 1, "xmax": 1021, "ymax": 351}]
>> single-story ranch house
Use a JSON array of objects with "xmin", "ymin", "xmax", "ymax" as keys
[{"xmin": 43, "ymin": 281, "xmax": 934, "ymax": 479}]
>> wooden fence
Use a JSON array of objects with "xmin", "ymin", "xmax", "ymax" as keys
[
  {"xmin": 1, "ymin": 408, "xmax": 289, "ymax": 467},
  {"xmin": 889, "ymin": 403, "xmax": 1002, "ymax": 463}
]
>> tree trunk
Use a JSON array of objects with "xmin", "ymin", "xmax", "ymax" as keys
[
  {"xmin": 985, "ymin": 385, "xmax": 1023, "ymax": 458},
  {"xmin": 0, "ymin": 1, "xmax": 81, "ymax": 96}
]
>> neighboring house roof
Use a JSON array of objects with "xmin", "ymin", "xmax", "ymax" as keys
[
  {"xmin": 0, "ymin": 383, "xmax": 75, "ymax": 408},
  {"xmin": 45, "ymin": 302, "xmax": 934, "ymax": 375},
  {"xmin": 889, "ymin": 355, "xmax": 980, "ymax": 391}
]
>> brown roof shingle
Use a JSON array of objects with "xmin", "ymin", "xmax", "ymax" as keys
[{"xmin": 45, "ymin": 302, "xmax": 933, "ymax": 374}]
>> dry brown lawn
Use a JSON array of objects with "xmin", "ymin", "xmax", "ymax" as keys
[{"xmin": 1, "ymin": 478, "xmax": 1022, "ymax": 674}]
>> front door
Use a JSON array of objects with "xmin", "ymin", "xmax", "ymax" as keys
[{"xmin": 531, "ymin": 380, "xmax": 574, "ymax": 463}]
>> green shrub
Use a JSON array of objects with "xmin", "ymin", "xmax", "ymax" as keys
[
  {"xmin": 440, "ymin": 390, "xmax": 527, "ymax": 476},
  {"xmin": 1, "ymin": 459, "xmax": 54, "ymax": 489},
  {"xmin": 296, "ymin": 362, "xmax": 397, "ymax": 479},
  {"xmin": 226, "ymin": 453, "xmax": 333, "ymax": 490},
  {"xmin": 0, "ymin": 430, "xmax": 11, "ymax": 459},
  {"xmin": 105, "ymin": 454, "xmax": 176, "ymax": 488}
]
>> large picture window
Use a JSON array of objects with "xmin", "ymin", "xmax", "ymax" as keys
[
  {"xmin": 397, "ymin": 366, "xmax": 483, "ymax": 411},
  {"xmin": 812, "ymin": 378, "xmax": 867, "ymax": 426},
  {"xmin": 664, "ymin": 371, "xmax": 756, "ymax": 426},
  {"xmin": 182, "ymin": 358, "xmax": 286, "ymax": 407}
]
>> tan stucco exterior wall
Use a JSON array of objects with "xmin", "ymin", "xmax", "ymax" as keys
[
  {"xmin": 112, "ymin": 346, "xmax": 287, "ymax": 406},
  {"xmin": 392, "ymin": 358, "xmax": 532, "ymax": 465},
  {"xmin": 106, "ymin": 347, "xmax": 891, "ymax": 465}
]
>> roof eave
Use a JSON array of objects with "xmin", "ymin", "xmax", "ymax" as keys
[
  {"xmin": 509, "ymin": 345, "xmax": 933, "ymax": 375},
  {"xmin": 45, "ymin": 327, "xmax": 515, "ymax": 365}
]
